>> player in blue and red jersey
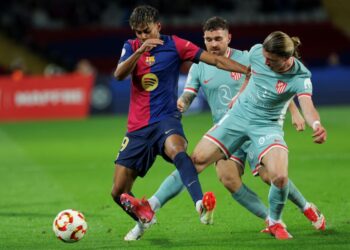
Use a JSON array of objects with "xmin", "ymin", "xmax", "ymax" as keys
[{"xmin": 110, "ymin": 5, "xmax": 250, "ymax": 240}]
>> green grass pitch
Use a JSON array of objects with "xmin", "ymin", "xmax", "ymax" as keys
[{"xmin": 0, "ymin": 106, "xmax": 350, "ymax": 249}]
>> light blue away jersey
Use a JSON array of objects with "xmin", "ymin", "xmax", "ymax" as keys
[
  {"xmin": 184, "ymin": 48, "xmax": 249, "ymax": 123},
  {"xmin": 236, "ymin": 44, "xmax": 312, "ymax": 123}
]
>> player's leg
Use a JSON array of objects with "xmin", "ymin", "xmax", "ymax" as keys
[
  {"xmin": 164, "ymin": 134, "xmax": 204, "ymax": 204},
  {"xmin": 157, "ymin": 117, "xmax": 216, "ymax": 224},
  {"xmin": 112, "ymin": 129, "xmax": 157, "ymax": 240},
  {"xmin": 261, "ymin": 147, "xmax": 292, "ymax": 240},
  {"xmin": 148, "ymin": 170, "xmax": 184, "ymax": 212},
  {"xmin": 111, "ymin": 164, "xmax": 137, "ymax": 217},
  {"xmin": 164, "ymin": 134, "xmax": 217, "ymax": 222},
  {"xmin": 258, "ymin": 167, "xmax": 325, "ymax": 230},
  {"xmin": 216, "ymin": 158, "xmax": 268, "ymax": 220}
]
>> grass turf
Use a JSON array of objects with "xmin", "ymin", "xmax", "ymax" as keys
[{"xmin": 0, "ymin": 106, "xmax": 349, "ymax": 249}]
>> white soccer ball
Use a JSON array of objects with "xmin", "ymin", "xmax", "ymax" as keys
[{"xmin": 52, "ymin": 209, "xmax": 87, "ymax": 243}]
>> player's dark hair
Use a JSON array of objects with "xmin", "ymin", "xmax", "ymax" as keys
[
  {"xmin": 129, "ymin": 5, "xmax": 159, "ymax": 29},
  {"xmin": 263, "ymin": 31, "xmax": 302, "ymax": 59},
  {"xmin": 203, "ymin": 16, "xmax": 229, "ymax": 32}
]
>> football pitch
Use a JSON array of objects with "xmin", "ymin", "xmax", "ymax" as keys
[{"xmin": 1, "ymin": 106, "xmax": 349, "ymax": 250}]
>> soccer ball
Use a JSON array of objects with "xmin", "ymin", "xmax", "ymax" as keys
[{"xmin": 52, "ymin": 209, "xmax": 87, "ymax": 243}]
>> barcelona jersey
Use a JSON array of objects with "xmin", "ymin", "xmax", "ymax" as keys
[{"xmin": 119, "ymin": 35, "xmax": 203, "ymax": 132}]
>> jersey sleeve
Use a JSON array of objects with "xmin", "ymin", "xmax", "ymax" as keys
[
  {"xmin": 296, "ymin": 77, "xmax": 313, "ymax": 97},
  {"xmin": 172, "ymin": 35, "xmax": 203, "ymax": 63},
  {"xmin": 118, "ymin": 40, "xmax": 134, "ymax": 63},
  {"xmin": 184, "ymin": 63, "xmax": 201, "ymax": 95}
]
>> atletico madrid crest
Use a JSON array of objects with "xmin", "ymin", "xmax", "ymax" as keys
[
  {"xmin": 230, "ymin": 72, "xmax": 242, "ymax": 80},
  {"xmin": 145, "ymin": 56, "xmax": 155, "ymax": 66},
  {"xmin": 275, "ymin": 80, "xmax": 287, "ymax": 94}
]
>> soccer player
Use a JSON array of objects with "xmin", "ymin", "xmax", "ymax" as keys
[
  {"xmin": 190, "ymin": 31, "xmax": 327, "ymax": 240},
  {"xmin": 125, "ymin": 17, "xmax": 326, "ymax": 241},
  {"xmin": 111, "ymin": 6, "xmax": 249, "ymax": 240}
]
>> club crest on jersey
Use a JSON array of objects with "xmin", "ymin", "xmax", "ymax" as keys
[
  {"xmin": 275, "ymin": 80, "xmax": 287, "ymax": 94},
  {"xmin": 230, "ymin": 72, "xmax": 242, "ymax": 80},
  {"xmin": 145, "ymin": 56, "xmax": 155, "ymax": 66}
]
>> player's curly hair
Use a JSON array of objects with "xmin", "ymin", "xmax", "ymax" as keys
[
  {"xmin": 263, "ymin": 31, "xmax": 302, "ymax": 59},
  {"xmin": 203, "ymin": 16, "xmax": 229, "ymax": 32},
  {"xmin": 129, "ymin": 5, "xmax": 159, "ymax": 29}
]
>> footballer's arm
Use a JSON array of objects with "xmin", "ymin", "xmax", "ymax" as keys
[
  {"xmin": 298, "ymin": 96, "xmax": 327, "ymax": 144},
  {"xmin": 114, "ymin": 38, "xmax": 163, "ymax": 80},
  {"xmin": 288, "ymin": 100, "xmax": 305, "ymax": 131},
  {"xmin": 199, "ymin": 50, "xmax": 250, "ymax": 75},
  {"xmin": 177, "ymin": 92, "xmax": 196, "ymax": 113}
]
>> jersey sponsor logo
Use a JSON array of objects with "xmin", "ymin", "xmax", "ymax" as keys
[
  {"xmin": 230, "ymin": 72, "xmax": 242, "ymax": 80},
  {"xmin": 275, "ymin": 80, "xmax": 287, "ymax": 94},
  {"xmin": 141, "ymin": 73, "xmax": 159, "ymax": 91},
  {"xmin": 203, "ymin": 77, "xmax": 213, "ymax": 84},
  {"xmin": 145, "ymin": 56, "xmax": 155, "ymax": 66},
  {"xmin": 218, "ymin": 85, "xmax": 233, "ymax": 106}
]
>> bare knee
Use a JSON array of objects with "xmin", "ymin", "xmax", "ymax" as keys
[
  {"xmin": 271, "ymin": 174, "xmax": 288, "ymax": 188},
  {"xmin": 191, "ymin": 152, "xmax": 209, "ymax": 173},
  {"xmin": 218, "ymin": 174, "xmax": 242, "ymax": 193},
  {"xmin": 258, "ymin": 167, "xmax": 271, "ymax": 185}
]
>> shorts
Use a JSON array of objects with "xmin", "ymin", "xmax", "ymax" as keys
[
  {"xmin": 115, "ymin": 116, "xmax": 186, "ymax": 177},
  {"xmin": 205, "ymin": 112, "xmax": 288, "ymax": 176},
  {"xmin": 229, "ymin": 141, "xmax": 261, "ymax": 176}
]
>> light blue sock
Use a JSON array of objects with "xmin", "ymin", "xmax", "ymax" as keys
[
  {"xmin": 154, "ymin": 170, "xmax": 185, "ymax": 207},
  {"xmin": 268, "ymin": 182, "xmax": 289, "ymax": 221},
  {"xmin": 232, "ymin": 184, "xmax": 268, "ymax": 219},
  {"xmin": 287, "ymin": 179, "xmax": 307, "ymax": 210}
]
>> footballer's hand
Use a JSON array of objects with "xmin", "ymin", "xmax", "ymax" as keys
[
  {"xmin": 312, "ymin": 126, "xmax": 327, "ymax": 144},
  {"xmin": 137, "ymin": 39, "xmax": 163, "ymax": 53},
  {"xmin": 292, "ymin": 112, "xmax": 305, "ymax": 131},
  {"xmin": 177, "ymin": 98, "xmax": 185, "ymax": 113}
]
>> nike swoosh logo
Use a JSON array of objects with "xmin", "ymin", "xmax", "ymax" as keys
[
  {"xmin": 187, "ymin": 180, "xmax": 197, "ymax": 187},
  {"xmin": 203, "ymin": 78, "xmax": 213, "ymax": 84},
  {"xmin": 165, "ymin": 129, "xmax": 174, "ymax": 135}
]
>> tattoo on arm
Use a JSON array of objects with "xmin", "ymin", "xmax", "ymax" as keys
[{"xmin": 180, "ymin": 92, "xmax": 196, "ymax": 112}]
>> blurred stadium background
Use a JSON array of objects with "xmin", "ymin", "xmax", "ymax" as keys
[{"xmin": 0, "ymin": 0, "xmax": 349, "ymax": 121}]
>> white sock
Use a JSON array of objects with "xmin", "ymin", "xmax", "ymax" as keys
[
  {"xmin": 302, "ymin": 202, "xmax": 311, "ymax": 212},
  {"xmin": 148, "ymin": 196, "xmax": 161, "ymax": 212},
  {"xmin": 195, "ymin": 200, "xmax": 202, "ymax": 213},
  {"xmin": 268, "ymin": 216, "xmax": 282, "ymax": 226}
]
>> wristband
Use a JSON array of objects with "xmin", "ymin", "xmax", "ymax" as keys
[{"xmin": 312, "ymin": 120, "xmax": 321, "ymax": 130}]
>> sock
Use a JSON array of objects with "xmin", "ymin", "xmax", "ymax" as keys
[
  {"xmin": 148, "ymin": 196, "xmax": 161, "ymax": 212},
  {"xmin": 232, "ymin": 184, "xmax": 268, "ymax": 219},
  {"xmin": 268, "ymin": 182, "xmax": 289, "ymax": 221},
  {"xmin": 173, "ymin": 152, "xmax": 203, "ymax": 204},
  {"xmin": 287, "ymin": 179, "xmax": 307, "ymax": 211},
  {"xmin": 113, "ymin": 192, "xmax": 139, "ymax": 222},
  {"xmin": 302, "ymin": 202, "xmax": 311, "ymax": 211},
  {"xmin": 151, "ymin": 170, "xmax": 185, "ymax": 209}
]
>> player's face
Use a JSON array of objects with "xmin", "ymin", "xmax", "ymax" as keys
[
  {"xmin": 133, "ymin": 22, "xmax": 161, "ymax": 43},
  {"xmin": 263, "ymin": 49, "xmax": 293, "ymax": 73},
  {"xmin": 204, "ymin": 29, "xmax": 231, "ymax": 56}
]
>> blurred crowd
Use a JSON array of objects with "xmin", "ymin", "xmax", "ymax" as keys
[{"xmin": 0, "ymin": 0, "xmax": 325, "ymax": 32}]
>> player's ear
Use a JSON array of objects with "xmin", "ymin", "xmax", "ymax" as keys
[
  {"xmin": 228, "ymin": 33, "xmax": 232, "ymax": 43},
  {"xmin": 157, "ymin": 22, "xmax": 161, "ymax": 32}
]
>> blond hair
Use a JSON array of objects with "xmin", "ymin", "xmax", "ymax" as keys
[{"xmin": 263, "ymin": 31, "xmax": 301, "ymax": 58}]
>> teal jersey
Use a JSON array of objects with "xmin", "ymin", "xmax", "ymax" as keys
[
  {"xmin": 236, "ymin": 44, "xmax": 313, "ymax": 124},
  {"xmin": 185, "ymin": 48, "xmax": 249, "ymax": 123}
]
